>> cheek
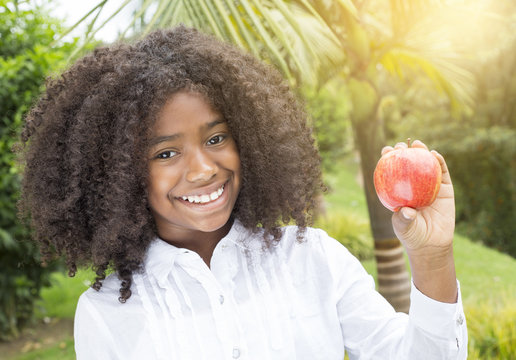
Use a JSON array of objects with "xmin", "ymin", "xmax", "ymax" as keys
[
  {"xmin": 147, "ymin": 166, "xmax": 178, "ymax": 200},
  {"xmin": 227, "ymin": 147, "xmax": 242, "ymax": 183}
]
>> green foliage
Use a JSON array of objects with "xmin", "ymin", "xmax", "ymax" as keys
[
  {"xmin": 436, "ymin": 127, "xmax": 516, "ymax": 257},
  {"xmin": 381, "ymin": 21, "xmax": 516, "ymax": 257},
  {"xmin": 322, "ymin": 155, "xmax": 370, "ymax": 220},
  {"xmin": 301, "ymin": 79, "xmax": 353, "ymax": 173},
  {"xmin": 466, "ymin": 293, "xmax": 516, "ymax": 360},
  {"xmin": 315, "ymin": 156, "xmax": 374, "ymax": 261},
  {"xmin": 315, "ymin": 211, "xmax": 374, "ymax": 261},
  {"xmin": 453, "ymin": 234, "xmax": 516, "ymax": 302},
  {"xmin": 35, "ymin": 270, "xmax": 93, "ymax": 320},
  {"xmin": 0, "ymin": 1, "xmax": 75, "ymax": 340}
]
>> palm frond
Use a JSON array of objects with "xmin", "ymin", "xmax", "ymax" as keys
[
  {"xmin": 336, "ymin": 0, "xmax": 358, "ymax": 18},
  {"xmin": 389, "ymin": 0, "xmax": 444, "ymax": 36},
  {"xmin": 379, "ymin": 47, "xmax": 475, "ymax": 115},
  {"xmin": 60, "ymin": 0, "xmax": 345, "ymax": 87},
  {"xmin": 377, "ymin": 2, "xmax": 516, "ymax": 115},
  {"xmin": 51, "ymin": 0, "xmax": 107, "ymax": 46},
  {"xmin": 273, "ymin": 3, "xmax": 346, "ymax": 85},
  {"xmin": 140, "ymin": 0, "xmax": 171, "ymax": 37}
]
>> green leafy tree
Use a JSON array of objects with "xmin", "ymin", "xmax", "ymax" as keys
[
  {"xmin": 382, "ymin": 2, "xmax": 516, "ymax": 256},
  {"xmin": 60, "ymin": 0, "xmax": 479, "ymax": 312},
  {"xmin": 301, "ymin": 79, "xmax": 353, "ymax": 173},
  {"xmin": 0, "ymin": 0, "xmax": 76, "ymax": 339}
]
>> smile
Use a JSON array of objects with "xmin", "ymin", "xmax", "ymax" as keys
[{"xmin": 180, "ymin": 184, "xmax": 225, "ymax": 204}]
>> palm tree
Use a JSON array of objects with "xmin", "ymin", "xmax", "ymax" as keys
[{"xmin": 62, "ymin": 0, "xmax": 476, "ymax": 312}]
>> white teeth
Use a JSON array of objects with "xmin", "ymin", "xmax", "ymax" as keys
[{"xmin": 181, "ymin": 184, "xmax": 225, "ymax": 204}]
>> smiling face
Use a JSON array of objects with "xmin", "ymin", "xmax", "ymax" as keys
[{"xmin": 147, "ymin": 91, "xmax": 241, "ymax": 248}]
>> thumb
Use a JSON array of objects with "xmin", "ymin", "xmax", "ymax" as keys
[
  {"xmin": 399, "ymin": 207, "xmax": 417, "ymax": 222},
  {"xmin": 392, "ymin": 207, "xmax": 417, "ymax": 233},
  {"xmin": 392, "ymin": 207, "xmax": 427, "ymax": 250}
]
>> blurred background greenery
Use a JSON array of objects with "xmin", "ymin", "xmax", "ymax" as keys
[{"xmin": 0, "ymin": 0, "xmax": 515, "ymax": 358}]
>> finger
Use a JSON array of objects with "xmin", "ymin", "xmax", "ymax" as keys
[
  {"xmin": 394, "ymin": 142, "xmax": 408, "ymax": 150},
  {"xmin": 399, "ymin": 207, "xmax": 417, "ymax": 222},
  {"xmin": 431, "ymin": 150, "xmax": 452, "ymax": 185},
  {"xmin": 410, "ymin": 139, "xmax": 429, "ymax": 151},
  {"xmin": 391, "ymin": 207, "xmax": 418, "ymax": 243},
  {"xmin": 381, "ymin": 145, "xmax": 394, "ymax": 156}
]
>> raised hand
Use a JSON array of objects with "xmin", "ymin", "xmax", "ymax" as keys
[
  {"xmin": 383, "ymin": 140, "xmax": 456, "ymax": 252},
  {"xmin": 380, "ymin": 140, "xmax": 458, "ymax": 303}
]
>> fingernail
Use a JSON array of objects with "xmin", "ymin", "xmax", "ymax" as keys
[{"xmin": 402, "ymin": 207, "xmax": 415, "ymax": 220}]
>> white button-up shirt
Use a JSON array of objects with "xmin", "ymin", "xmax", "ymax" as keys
[{"xmin": 74, "ymin": 220, "xmax": 467, "ymax": 359}]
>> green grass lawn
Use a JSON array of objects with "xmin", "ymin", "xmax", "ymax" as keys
[
  {"xmin": 12, "ymin": 339, "xmax": 75, "ymax": 360},
  {"xmin": 35, "ymin": 270, "xmax": 93, "ymax": 320},
  {"xmin": 8, "ymin": 156, "xmax": 516, "ymax": 359}
]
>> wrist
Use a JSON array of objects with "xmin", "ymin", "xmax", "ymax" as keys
[
  {"xmin": 407, "ymin": 245, "xmax": 458, "ymax": 303},
  {"xmin": 406, "ymin": 243, "xmax": 454, "ymax": 268}
]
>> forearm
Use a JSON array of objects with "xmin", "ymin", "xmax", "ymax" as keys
[{"xmin": 407, "ymin": 245, "xmax": 458, "ymax": 303}]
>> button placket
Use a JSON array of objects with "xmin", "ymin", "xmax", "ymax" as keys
[
  {"xmin": 454, "ymin": 312, "xmax": 465, "ymax": 350},
  {"xmin": 211, "ymin": 239, "xmax": 246, "ymax": 359}
]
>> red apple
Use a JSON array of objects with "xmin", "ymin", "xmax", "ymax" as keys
[{"xmin": 373, "ymin": 141, "xmax": 442, "ymax": 212}]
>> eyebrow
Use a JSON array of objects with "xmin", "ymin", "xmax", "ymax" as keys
[{"xmin": 149, "ymin": 118, "xmax": 226, "ymax": 147}]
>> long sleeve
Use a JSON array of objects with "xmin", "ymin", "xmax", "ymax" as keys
[
  {"xmin": 322, "ymin": 232, "xmax": 468, "ymax": 359},
  {"xmin": 72, "ymin": 224, "xmax": 468, "ymax": 359}
]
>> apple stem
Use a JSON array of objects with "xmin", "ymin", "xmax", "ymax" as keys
[{"xmin": 407, "ymin": 138, "xmax": 411, "ymax": 147}]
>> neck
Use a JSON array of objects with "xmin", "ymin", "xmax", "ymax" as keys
[{"xmin": 159, "ymin": 219, "xmax": 234, "ymax": 268}]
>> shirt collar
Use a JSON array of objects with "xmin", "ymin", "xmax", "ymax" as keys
[
  {"xmin": 144, "ymin": 219, "xmax": 248, "ymax": 283},
  {"xmin": 144, "ymin": 237, "xmax": 183, "ymax": 285}
]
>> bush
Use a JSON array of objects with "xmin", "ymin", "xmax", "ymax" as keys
[
  {"xmin": 466, "ymin": 292, "xmax": 516, "ymax": 360},
  {"xmin": 300, "ymin": 79, "xmax": 354, "ymax": 173},
  {"xmin": 0, "ymin": 1, "xmax": 75, "ymax": 340},
  {"xmin": 435, "ymin": 127, "xmax": 516, "ymax": 257},
  {"xmin": 315, "ymin": 211, "xmax": 374, "ymax": 261}
]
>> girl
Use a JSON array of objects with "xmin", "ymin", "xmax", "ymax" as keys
[{"xmin": 19, "ymin": 26, "xmax": 467, "ymax": 359}]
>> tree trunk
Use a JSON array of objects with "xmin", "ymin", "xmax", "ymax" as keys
[{"xmin": 349, "ymin": 79, "xmax": 411, "ymax": 313}]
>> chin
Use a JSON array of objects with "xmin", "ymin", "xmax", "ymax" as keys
[{"xmin": 195, "ymin": 216, "xmax": 233, "ymax": 234}]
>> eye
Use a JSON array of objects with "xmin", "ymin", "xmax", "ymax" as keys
[
  {"xmin": 156, "ymin": 150, "xmax": 178, "ymax": 159},
  {"xmin": 207, "ymin": 135, "xmax": 226, "ymax": 145}
]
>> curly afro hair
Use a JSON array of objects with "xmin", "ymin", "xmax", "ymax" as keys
[{"xmin": 18, "ymin": 25, "xmax": 323, "ymax": 302}]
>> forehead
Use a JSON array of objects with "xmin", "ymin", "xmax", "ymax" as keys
[{"xmin": 152, "ymin": 92, "xmax": 222, "ymax": 135}]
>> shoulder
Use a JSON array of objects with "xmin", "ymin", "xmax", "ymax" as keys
[
  {"xmin": 76, "ymin": 272, "xmax": 143, "ymax": 318},
  {"xmin": 237, "ymin": 224, "xmax": 359, "ymax": 272},
  {"xmin": 277, "ymin": 225, "xmax": 370, "ymax": 283},
  {"xmin": 232, "ymin": 220, "xmax": 360, "ymax": 263},
  {"xmin": 77, "ymin": 274, "xmax": 122, "ymax": 306},
  {"xmin": 74, "ymin": 273, "xmax": 150, "ymax": 359}
]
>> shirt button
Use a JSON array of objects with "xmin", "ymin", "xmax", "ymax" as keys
[
  {"xmin": 456, "ymin": 314, "xmax": 464, "ymax": 325},
  {"xmin": 219, "ymin": 295, "xmax": 225, "ymax": 304},
  {"xmin": 221, "ymin": 244, "xmax": 227, "ymax": 250},
  {"xmin": 232, "ymin": 347, "xmax": 241, "ymax": 358}
]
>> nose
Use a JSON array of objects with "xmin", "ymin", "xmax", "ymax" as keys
[{"xmin": 185, "ymin": 148, "xmax": 218, "ymax": 183}]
